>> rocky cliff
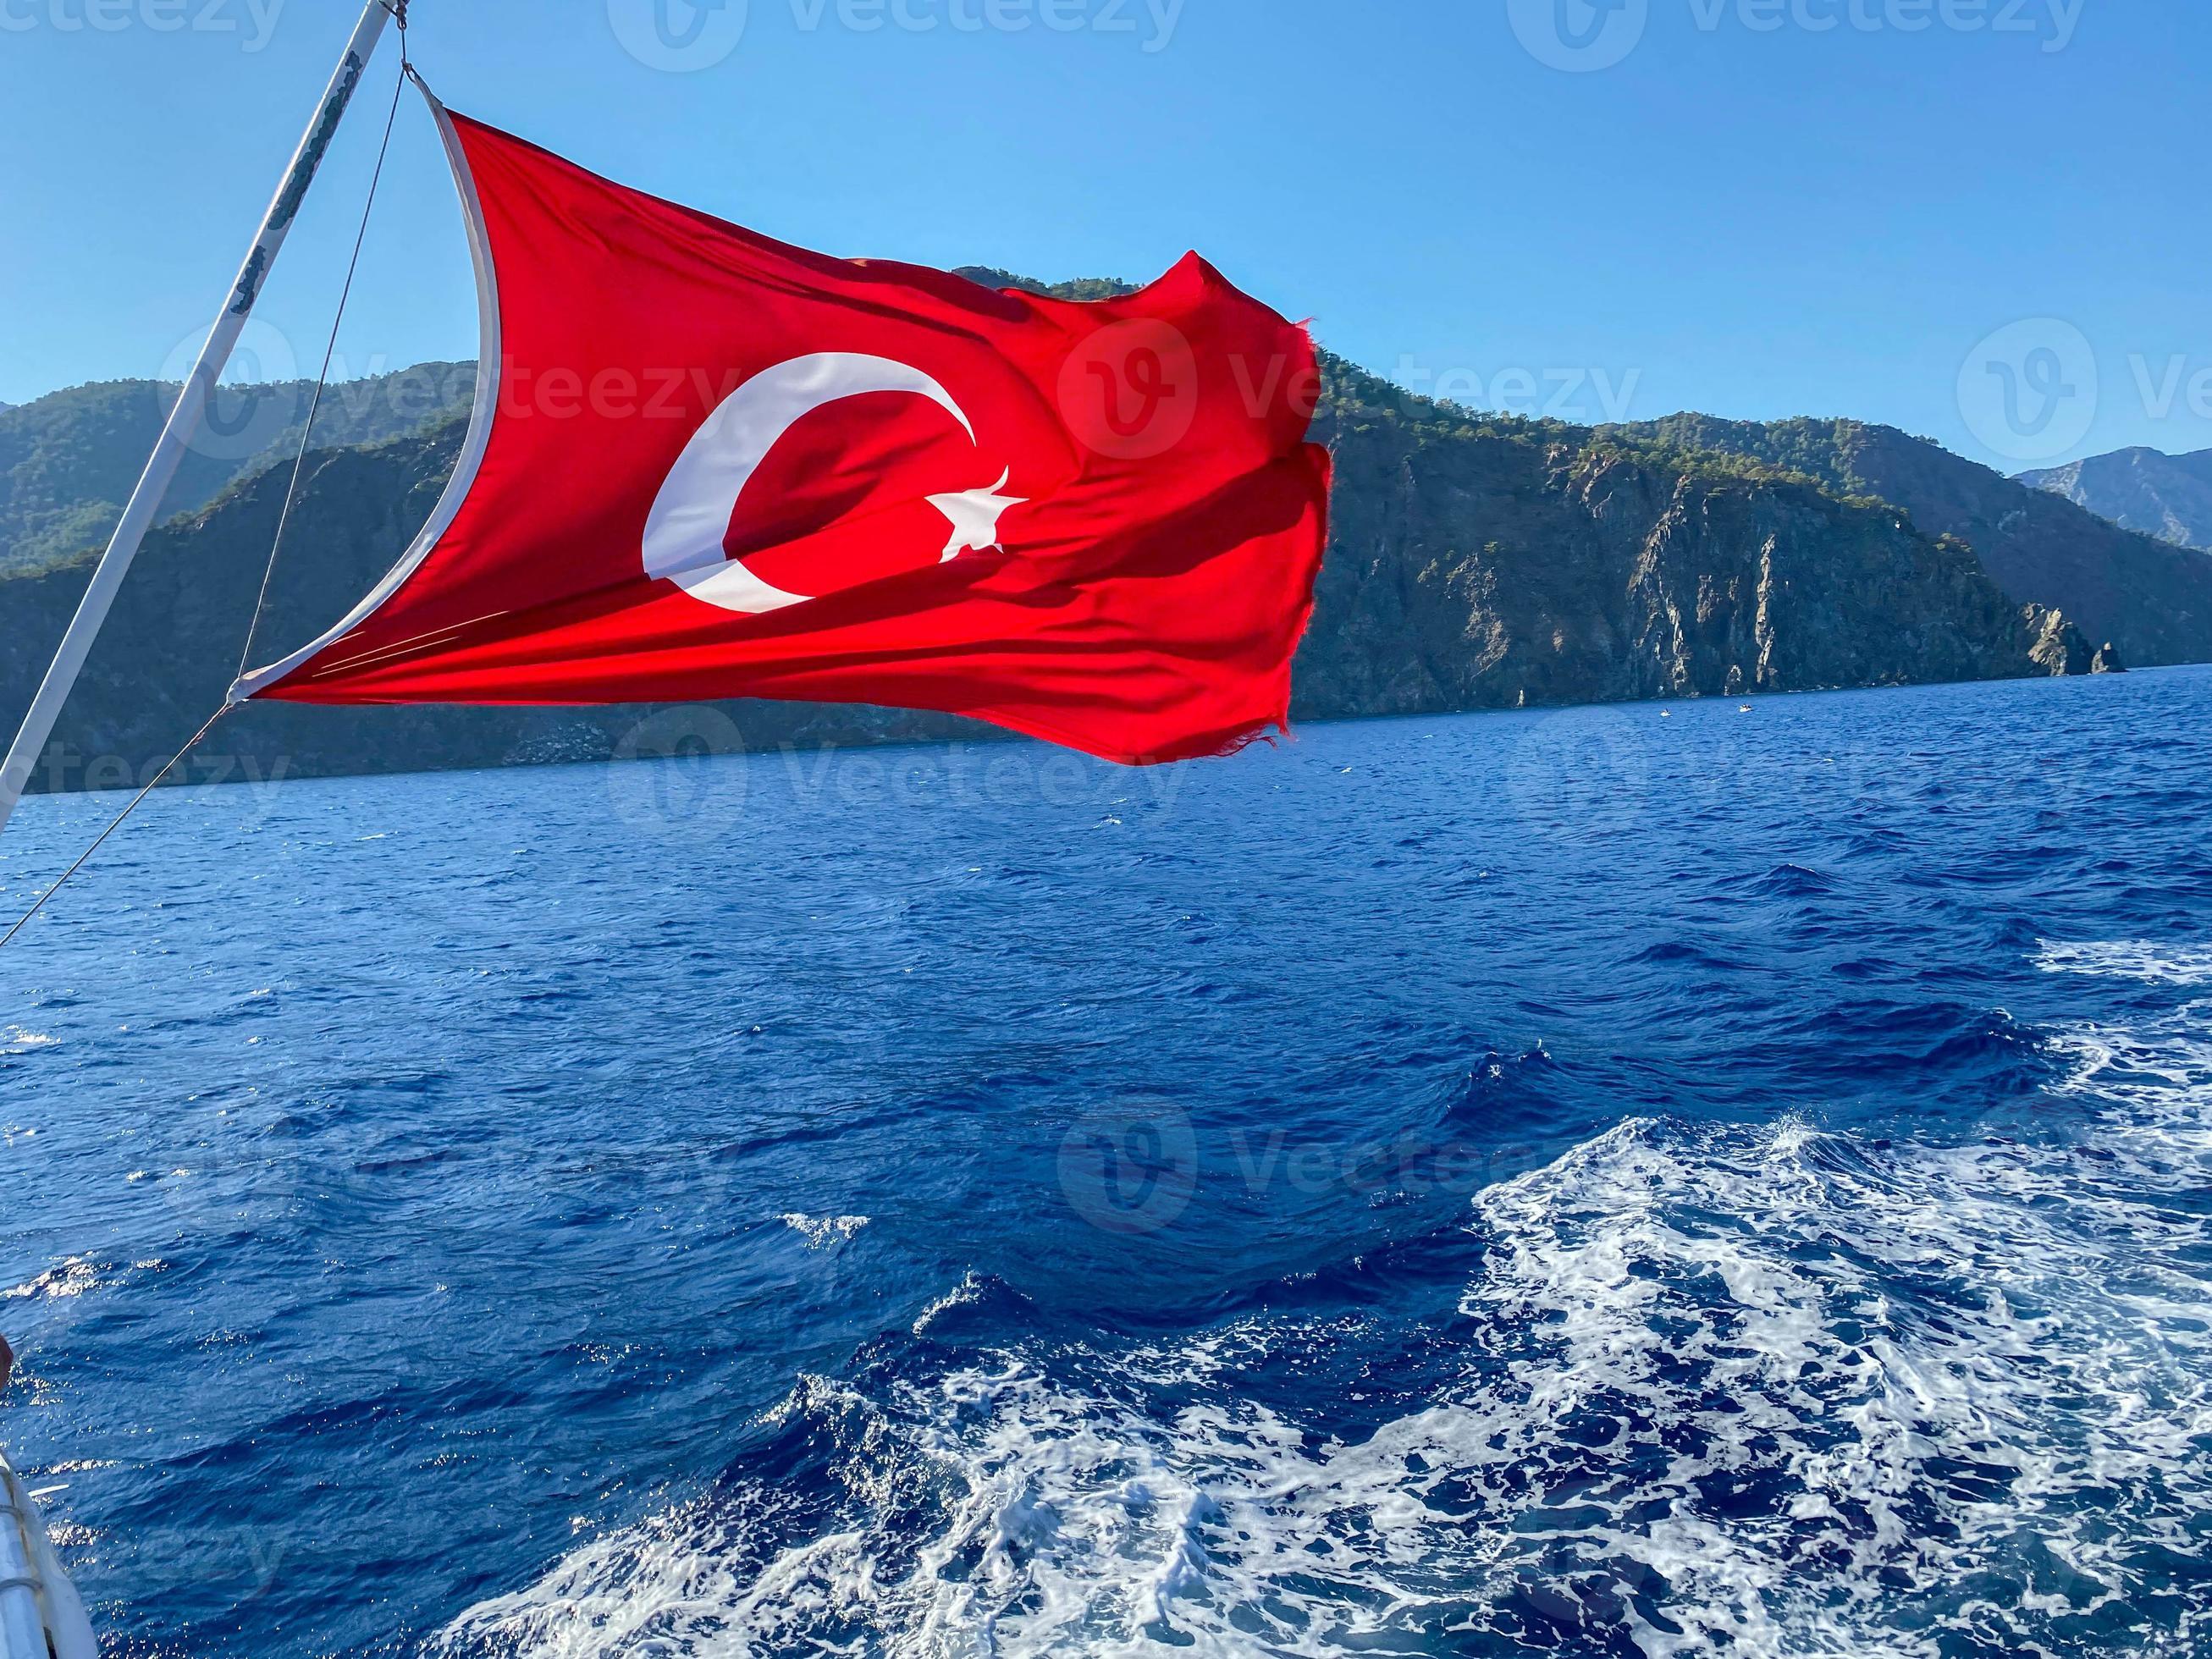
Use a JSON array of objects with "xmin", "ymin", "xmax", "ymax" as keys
[
  {"xmin": 1609, "ymin": 415, "xmax": 2209, "ymax": 667},
  {"xmin": 1299, "ymin": 364, "xmax": 2084, "ymax": 719}
]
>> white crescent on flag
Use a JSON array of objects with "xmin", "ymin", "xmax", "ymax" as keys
[{"xmin": 642, "ymin": 351, "xmax": 1023, "ymax": 615}]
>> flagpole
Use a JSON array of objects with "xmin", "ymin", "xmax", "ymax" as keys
[{"xmin": 0, "ymin": 0, "xmax": 400, "ymax": 841}]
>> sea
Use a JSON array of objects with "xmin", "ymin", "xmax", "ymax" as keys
[{"xmin": 3, "ymin": 667, "xmax": 2210, "ymax": 1658}]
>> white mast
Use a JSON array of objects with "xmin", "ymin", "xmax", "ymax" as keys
[{"xmin": 0, "ymin": 0, "xmax": 400, "ymax": 840}]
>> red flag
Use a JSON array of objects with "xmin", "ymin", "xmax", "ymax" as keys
[{"xmin": 234, "ymin": 92, "xmax": 1330, "ymax": 766}]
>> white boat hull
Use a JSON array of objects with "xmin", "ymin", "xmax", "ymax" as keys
[{"xmin": 0, "ymin": 1452, "xmax": 96, "ymax": 1659}]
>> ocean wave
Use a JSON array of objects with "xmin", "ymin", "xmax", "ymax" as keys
[
  {"xmin": 3, "ymin": 1257, "xmax": 104, "ymax": 1302},
  {"xmin": 2034, "ymin": 939, "xmax": 2212, "ymax": 986},
  {"xmin": 781, "ymin": 1213, "xmax": 872, "ymax": 1251},
  {"xmin": 436, "ymin": 1039, "xmax": 2212, "ymax": 1658}
]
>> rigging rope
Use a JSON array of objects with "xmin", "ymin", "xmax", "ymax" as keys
[
  {"xmin": 235, "ymin": 31, "xmax": 410, "ymax": 683},
  {"xmin": 3, "ymin": 10, "xmax": 412, "ymax": 952},
  {"xmin": 386, "ymin": 2, "xmax": 414, "ymax": 74},
  {"xmin": 0, "ymin": 708, "xmax": 231, "ymax": 951}
]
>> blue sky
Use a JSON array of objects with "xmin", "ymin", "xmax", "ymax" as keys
[{"xmin": 1, "ymin": 0, "xmax": 2204, "ymax": 471}]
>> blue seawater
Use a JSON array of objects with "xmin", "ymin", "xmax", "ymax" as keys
[{"xmin": 4, "ymin": 669, "xmax": 2212, "ymax": 1658}]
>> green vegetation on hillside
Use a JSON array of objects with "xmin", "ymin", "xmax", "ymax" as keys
[{"xmin": 0, "ymin": 363, "xmax": 473, "ymax": 576}]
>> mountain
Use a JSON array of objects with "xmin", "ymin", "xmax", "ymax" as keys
[
  {"xmin": 0, "ymin": 364, "xmax": 472, "ymax": 577},
  {"xmin": 1299, "ymin": 363, "xmax": 2092, "ymax": 719},
  {"xmin": 2018, "ymin": 447, "xmax": 2212, "ymax": 553},
  {"xmin": 0, "ymin": 345, "xmax": 2110, "ymax": 797},
  {"xmin": 1604, "ymin": 415, "xmax": 2212, "ymax": 667}
]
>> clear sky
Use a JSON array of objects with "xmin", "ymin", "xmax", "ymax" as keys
[{"xmin": 1, "ymin": 0, "xmax": 2204, "ymax": 472}]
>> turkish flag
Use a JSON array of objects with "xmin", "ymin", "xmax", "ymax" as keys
[{"xmin": 234, "ymin": 92, "xmax": 1331, "ymax": 766}]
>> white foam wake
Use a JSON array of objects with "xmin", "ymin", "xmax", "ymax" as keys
[
  {"xmin": 2035, "ymin": 938, "xmax": 2212, "ymax": 986},
  {"xmin": 781, "ymin": 1213, "xmax": 871, "ymax": 1251},
  {"xmin": 436, "ymin": 981, "xmax": 2212, "ymax": 1656}
]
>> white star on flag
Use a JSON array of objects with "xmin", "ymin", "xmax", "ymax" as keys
[{"xmin": 928, "ymin": 469, "xmax": 1026, "ymax": 560}]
